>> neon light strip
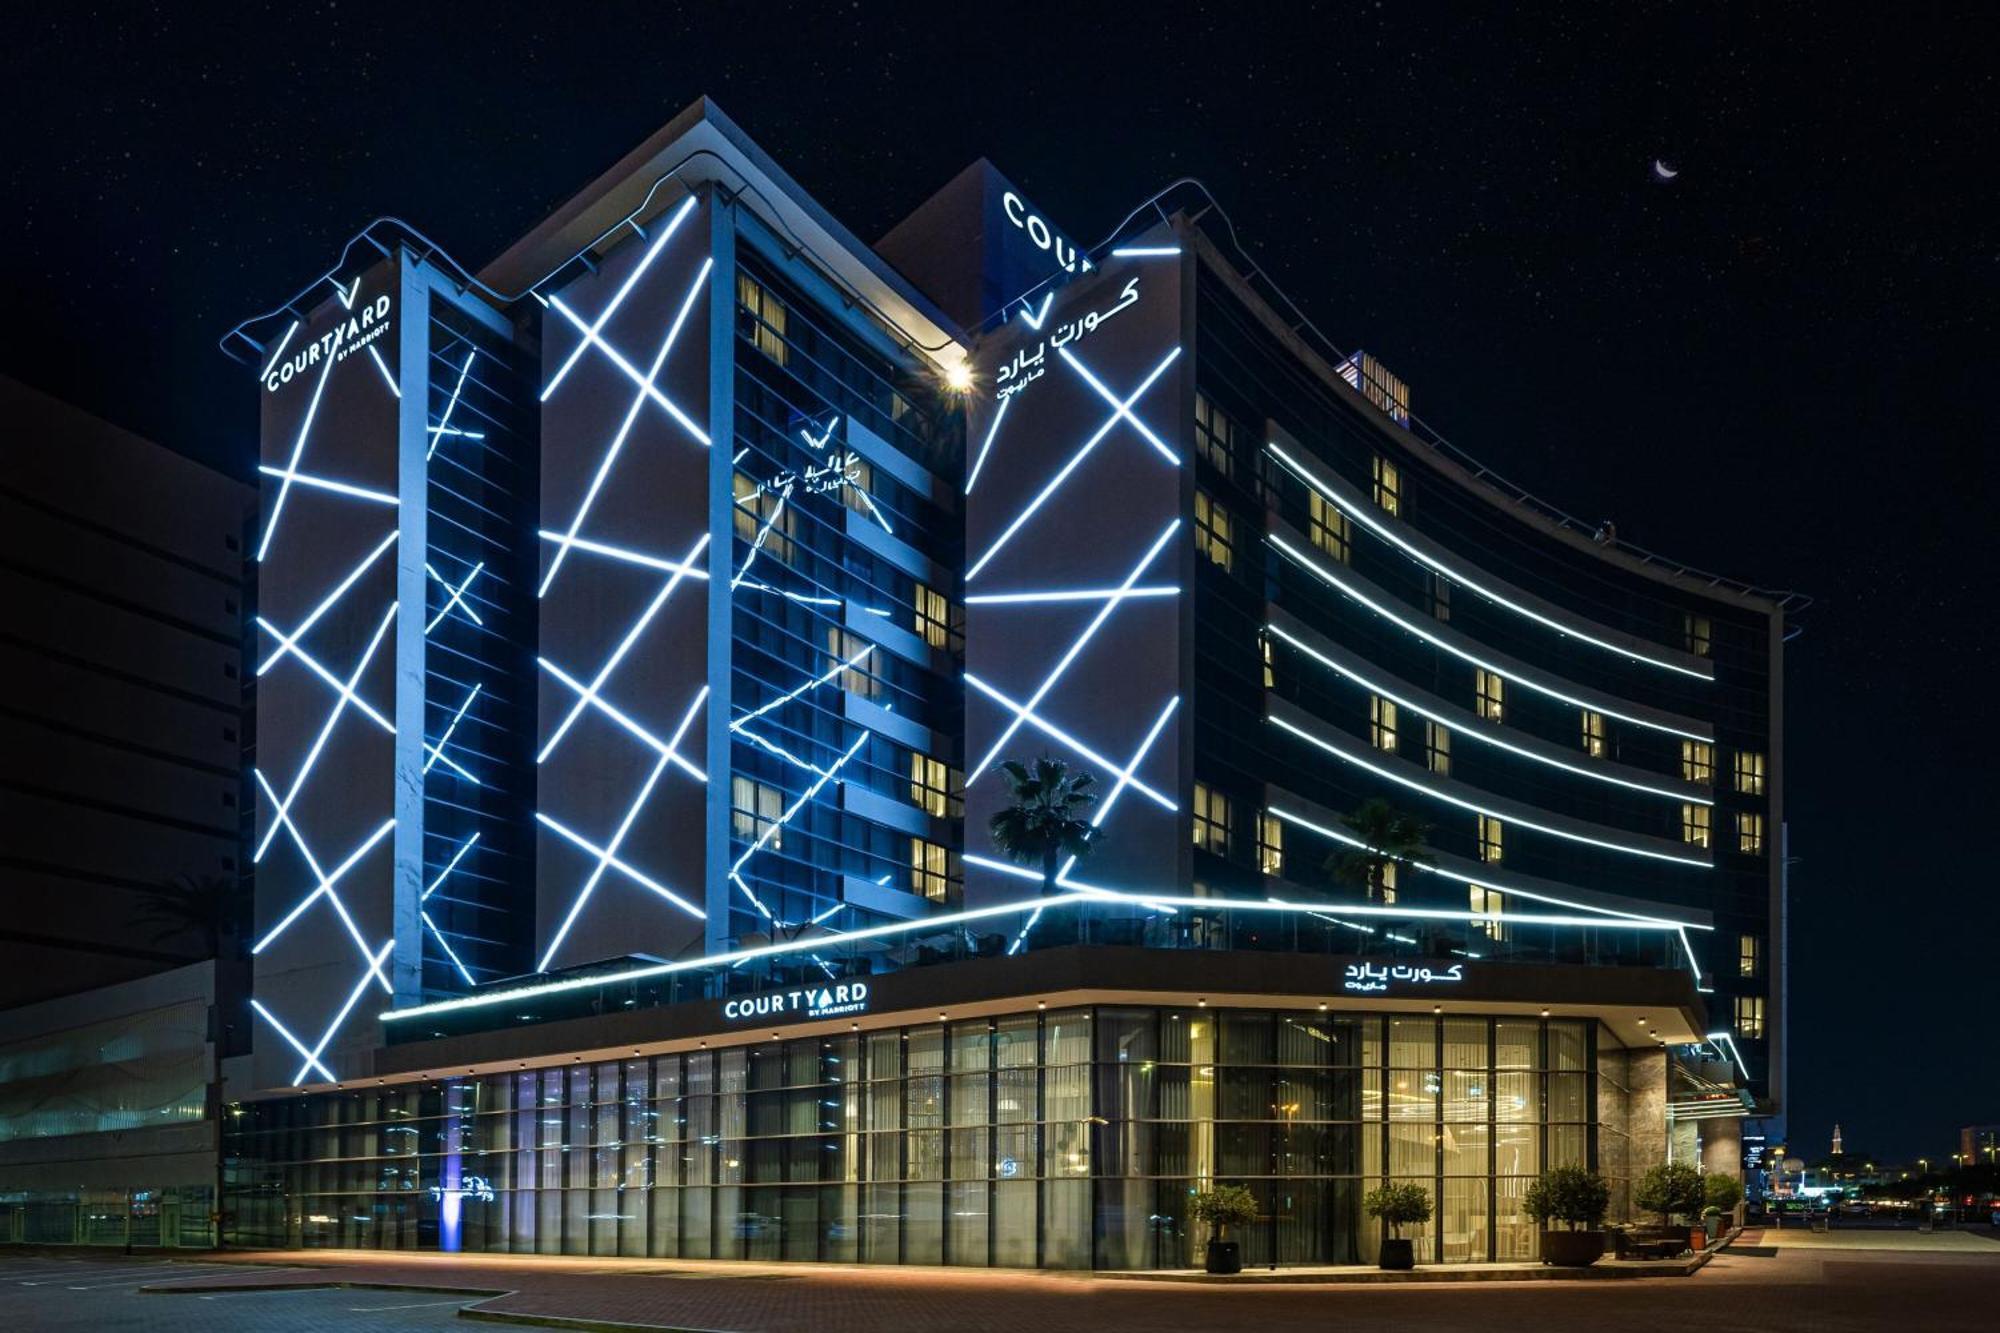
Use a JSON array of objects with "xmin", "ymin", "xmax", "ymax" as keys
[
  {"xmin": 257, "ymin": 321, "xmax": 340, "ymax": 562},
  {"xmin": 425, "ymin": 562, "xmax": 485, "ymax": 634},
  {"xmin": 423, "ymin": 832, "xmax": 481, "ymax": 902},
  {"xmin": 1703, "ymin": 1030, "xmax": 1751, "ymax": 1080},
  {"xmin": 968, "ymin": 519, "xmax": 1180, "ymax": 780},
  {"xmin": 251, "ymin": 815, "xmax": 396, "ymax": 953},
  {"xmin": 966, "ymin": 347, "xmax": 1181, "ymax": 582},
  {"xmin": 422, "ymin": 683, "xmax": 484, "ymax": 783},
  {"xmin": 256, "ymin": 465, "xmax": 398, "ymax": 507},
  {"xmin": 1268, "ymin": 713, "xmax": 1709, "ymax": 867},
  {"xmin": 541, "ymin": 195, "xmax": 696, "ymax": 402},
  {"xmin": 1059, "ymin": 346, "xmax": 1178, "ymax": 463},
  {"xmin": 538, "ymin": 532, "xmax": 710, "ymax": 763},
  {"xmin": 538, "ymin": 659, "xmax": 709, "ymax": 782},
  {"xmin": 1263, "ymin": 804, "xmax": 1703, "ymax": 929},
  {"xmin": 254, "ymin": 621, "xmax": 395, "ymax": 733},
  {"xmin": 730, "ymin": 643, "xmax": 873, "ymax": 731},
  {"xmin": 728, "ymin": 729, "xmax": 872, "ymax": 916},
  {"xmin": 1109, "ymin": 246, "xmax": 1182, "ymax": 257},
  {"xmin": 963, "ymin": 853, "xmax": 1119, "ymax": 897},
  {"xmin": 422, "ymin": 910, "xmax": 476, "ymax": 987},
  {"xmin": 1269, "ymin": 533, "xmax": 1711, "ymax": 742},
  {"xmin": 967, "ymin": 586, "xmax": 1178, "ymax": 606},
  {"xmin": 296, "ymin": 937, "xmax": 394, "ymax": 1085},
  {"xmin": 539, "ymin": 257, "xmax": 714, "ymax": 597},
  {"xmin": 367, "ymin": 346, "xmax": 400, "ymax": 399},
  {"xmin": 1267, "ymin": 442, "xmax": 1711, "ymax": 680},
  {"xmin": 1263, "ymin": 623, "xmax": 1709, "ymax": 804},
  {"xmin": 730, "ymin": 484, "xmax": 793, "ymax": 590},
  {"xmin": 965, "ymin": 675, "xmax": 1177, "ymax": 811},
  {"xmin": 254, "ymin": 601, "xmax": 398, "ymax": 862},
  {"xmin": 426, "ymin": 349, "xmax": 477, "ymax": 460},
  {"xmin": 251, "ymin": 999, "xmax": 333, "ymax": 1083},
  {"xmin": 963, "ymin": 394, "xmax": 1011, "ymax": 494},
  {"xmin": 257, "ymin": 321, "xmax": 300, "ymax": 380},
  {"xmin": 736, "ymin": 724, "xmax": 832, "ymax": 779},
  {"xmin": 535, "ymin": 530, "xmax": 711, "ymax": 579},
  {"xmin": 537, "ymin": 813, "xmax": 705, "ymax": 920},
  {"xmin": 849, "ymin": 486, "xmax": 895, "ymax": 536},
  {"xmin": 256, "ymin": 531, "xmax": 399, "ymax": 675},
  {"xmin": 384, "ymin": 889, "xmax": 1691, "ymax": 1024}
]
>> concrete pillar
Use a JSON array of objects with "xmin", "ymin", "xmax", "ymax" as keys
[
  {"xmin": 1627, "ymin": 1048, "xmax": 1669, "ymax": 1175},
  {"xmin": 1701, "ymin": 1119, "xmax": 1743, "ymax": 1178}
]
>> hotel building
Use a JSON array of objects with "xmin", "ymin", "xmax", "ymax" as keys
[{"xmin": 213, "ymin": 99, "xmax": 1797, "ymax": 1268}]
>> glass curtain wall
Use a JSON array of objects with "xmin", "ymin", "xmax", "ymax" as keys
[{"xmin": 223, "ymin": 1010, "xmax": 1595, "ymax": 1267}]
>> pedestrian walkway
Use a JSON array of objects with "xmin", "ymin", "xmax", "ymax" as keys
[{"xmin": 1754, "ymin": 1226, "xmax": 2000, "ymax": 1253}]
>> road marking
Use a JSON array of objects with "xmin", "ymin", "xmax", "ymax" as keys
[{"xmin": 347, "ymin": 1298, "xmax": 476, "ymax": 1310}]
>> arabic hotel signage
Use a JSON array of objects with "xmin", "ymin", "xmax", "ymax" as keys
[{"xmin": 1342, "ymin": 961, "xmax": 1467, "ymax": 994}]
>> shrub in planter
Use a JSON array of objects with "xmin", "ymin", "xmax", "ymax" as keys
[
  {"xmin": 1190, "ymin": 1183, "xmax": 1259, "ymax": 1274},
  {"xmin": 1704, "ymin": 1173, "xmax": 1743, "ymax": 1214},
  {"xmin": 1524, "ymin": 1166, "xmax": 1611, "ymax": 1266},
  {"xmin": 1634, "ymin": 1161, "xmax": 1705, "ymax": 1232},
  {"xmin": 1364, "ymin": 1181, "xmax": 1433, "ymax": 1271}
]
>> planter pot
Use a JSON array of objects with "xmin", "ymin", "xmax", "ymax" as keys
[
  {"xmin": 1378, "ymin": 1237, "xmax": 1415, "ymax": 1271},
  {"xmin": 1539, "ymin": 1229, "xmax": 1607, "ymax": 1267},
  {"xmin": 1705, "ymin": 1216, "xmax": 1722, "ymax": 1240},
  {"xmin": 1204, "ymin": 1239, "xmax": 1242, "ymax": 1275},
  {"xmin": 1688, "ymin": 1226, "xmax": 1706, "ymax": 1251}
]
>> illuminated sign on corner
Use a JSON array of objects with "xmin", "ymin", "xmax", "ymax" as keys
[
  {"xmin": 723, "ymin": 981, "xmax": 870, "ymax": 1022},
  {"xmin": 1002, "ymin": 191, "xmax": 1091, "ymax": 275},
  {"xmin": 993, "ymin": 277, "xmax": 1141, "ymax": 402},
  {"xmin": 1342, "ymin": 961, "xmax": 1466, "ymax": 994},
  {"xmin": 264, "ymin": 293, "xmax": 395, "ymax": 393}
]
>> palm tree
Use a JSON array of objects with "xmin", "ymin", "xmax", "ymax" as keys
[
  {"xmin": 988, "ymin": 757, "xmax": 1098, "ymax": 895},
  {"xmin": 133, "ymin": 873, "xmax": 254, "ymax": 959},
  {"xmin": 1325, "ymin": 798, "xmax": 1431, "ymax": 901}
]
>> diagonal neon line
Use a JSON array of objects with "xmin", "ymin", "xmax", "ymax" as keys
[
  {"xmin": 255, "ymin": 601, "xmax": 398, "ymax": 862},
  {"xmin": 251, "ymin": 816, "xmax": 395, "ymax": 955},
  {"xmin": 1059, "ymin": 345, "xmax": 1179, "ymax": 463},
  {"xmin": 296, "ymin": 937, "xmax": 394, "ymax": 1085},
  {"xmin": 539, "ymin": 257, "xmax": 714, "ymax": 598},
  {"xmin": 538, "ymin": 659, "xmax": 708, "ymax": 781},
  {"xmin": 964, "ymin": 674, "xmax": 1177, "ymax": 811},
  {"xmin": 257, "ymin": 345, "xmax": 342, "ymax": 563},
  {"xmin": 256, "ymin": 530, "xmax": 399, "ymax": 675},
  {"xmin": 538, "ymin": 532, "xmax": 710, "ymax": 765},
  {"xmin": 257, "ymin": 321, "xmax": 300, "ymax": 380},
  {"xmin": 730, "ymin": 642, "xmax": 873, "ymax": 732},
  {"xmin": 421, "ymin": 910, "xmax": 476, "ymax": 987},
  {"xmin": 963, "ymin": 394, "xmax": 1011, "ymax": 494},
  {"xmin": 367, "ymin": 345, "xmax": 401, "ymax": 399},
  {"xmin": 423, "ymin": 831, "xmax": 481, "ymax": 902},
  {"xmin": 728, "ymin": 729, "xmax": 872, "ymax": 918},
  {"xmin": 425, "ymin": 561, "xmax": 486, "ymax": 633},
  {"xmin": 539, "ymin": 755, "xmax": 672, "ymax": 971},
  {"xmin": 730, "ymin": 484, "xmax": 793, "ymax": 589},
  {"xmin": 541, "ymin": 194, "xmax": 697, "ymax": 402},
  {"xmin": 967, "ymin": 519, "xmax": 1180, "ymax": 780},
  {"xmin": 422, "ymin": 683, "xmax": 485, "ymax": 781},
  {"xmin": 254, "ymin": 625, "xmax": 395, "ymax": 733},
  {"xmin": 534, "ymin": 531, "xmax": 711, "ymax": 578},
  {"xmin": 536, "ymin": 813, "xmax": 705, "ymax": 920},
  {"xmin": 251, "ymin": 1000, "xmax": 334, "ymax": 1083},
  {"xmin": 425, "ymin": 349, "xmax": 478, "ymax": 460},
  {"xmin": 256, "ymin": 466, "xmax": 399, "ymax": 506},
  {"xmin": 966, "ymin": 346, "xmax": 1180, "ymax": 581}
]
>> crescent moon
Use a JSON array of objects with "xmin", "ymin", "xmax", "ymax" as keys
[{"xmin": 1653, "ymin": 159, "xmax": 1678, "ymax": 180}]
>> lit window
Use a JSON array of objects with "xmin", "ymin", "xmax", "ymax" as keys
[
  {"xmin": 1738, "ymin": 934, "xmax": 1761, "ymax": 978},
  {"xmin": 1470, "ymin": 884, "xmax": 1508, "ymax": 941},
  {"xmin": 1371, "ymin": 696, "xmax": 1399, "ymax": 752},
  {"xmin": 1681, "ymin": 741, "xmax": 1714, "ymax": 785},
  {"xmin": 909, "ymin": 753, "xmax": 958, "ymax": 819},
  {"xmin": 826, "ymin": 628, "xmax": 878, "ymax": 697},
  {"xmin": 1425, "ymin": 721, "xmax": 1452, "ymax": 777},
  {"xmin": 1377, "ymin": 861, "xmax": 1398, "ymax": 904},
  {"xmin": 1191, "ymin": 782, "xmax": 1233, "ymax": 856},
  {"xmin": 1260, "ymin": 638, "xmax": 1274, "ymax": 689},
  {"xmin": 738, "ymin": 273, "xmax": 788, "ymax": 366},
  {"xmin": 1193, "ymin": 392, "xmax": 1236, "ymax": 479},
  {"xmin": 1681, "ymin": 802, "xmax": 1711, "ymax": 848},
  {"xmin": 1257, "ymin": 812, "xmax": 1284, "ymax": 877},
  {"xmin": 1581, "ymin": 709, "xmax": 1606, "ymax": 758},
  {"xmin": 1308, "ymin": 491, "xmax": 1351, "ymax": 563},
  {"xmin": 913, "ymin": 582, "xmax": 956, "ymax": 653},
  {"xmin": 1477, "ymin": 814, "xmax": 1504, "ymax": 864},
  {"xmin": 1475, "ymin": 669, "xmax": 1505, "ymax": 723},
  {"xmin": 1194, "ymin": 491, "xmax": 1234, "ymax": 572},
  {"xmin": 1373, "ymin": 456, "xmax": 1402, "ymax": 516},
  {"xmin": 1684, "ymin": 612, "xmax": 1712, "ymax": 658},
  {"xmin": 1734, "ymin": 750, "xmax": 1766, "ymax": 796},
  {"xmin": 838, "ymin": 454, "xmax": 877, "ymax": 520},
  {"xmin": 1734, "ymin": 995, "xmax": 1765, "ymax": 1040},
  {"xmin": 1737, "ymin": 811, "xmax": 1765, "ymax": 855},
  {"xmin": 910, "ymin": 837, "xmax": 957, "ymax": 903},
  {"xmin": 733, "ymin": 470, "xmax": 794, "ymax": 563},
  {"xmin": 1430, "ymin": 573, "xmax": 1451, "ymax": 622},
  {"xmin": 731, "ymin": 776, "xmax": 785, "ymax": 850}
]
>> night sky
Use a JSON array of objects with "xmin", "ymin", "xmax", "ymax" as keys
[{"xmin": 3, "ymin": 5, "xmax": 1992, "ymax": 1163}]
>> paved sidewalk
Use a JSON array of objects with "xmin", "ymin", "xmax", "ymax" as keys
[{"xmin": 1751, "ymin": 1226, "xmax": 2000, "ymax": 1252}]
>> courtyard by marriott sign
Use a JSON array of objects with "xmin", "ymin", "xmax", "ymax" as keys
[
  {"xmin": 722, "ymin": 981, "xmax": 871, "ymax": 1023},
  {"xmin": 1342, "ymin": 961, "xmax": 1466, "ymax": 994}
]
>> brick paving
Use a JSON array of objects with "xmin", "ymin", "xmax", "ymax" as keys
[{"xmin": 99, "ymin": 1231, "xmax": 2000, "ymax": 1332}]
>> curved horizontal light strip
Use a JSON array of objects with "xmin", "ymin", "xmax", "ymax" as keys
[
  {"xmin": 1267, "ymin": 441, "xmax": 1711, "ymax": 680},
  {"xmin": 382, "ymin": 888, "xmax": 1691, "ymax": 1024},
  {"xmin": 1262, "ymin": 805, "xmax": 1704, "ymax": 928},
  {"xmin": 1268, "ymin": 711, "xmax": 1710, "ymax": 868},
  {"xmin": 1270, "ymin": 532, "xmax": 1710, "ymax": 743},
  {"xmin": 1264, "ymin": 622, "xmax": 1709, "ymax": 805}
]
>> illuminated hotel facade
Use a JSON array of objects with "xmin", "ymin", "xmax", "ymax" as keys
[{"xmin": 221, "ymin": 100, "xmax": 1796, "ymax": 1267}]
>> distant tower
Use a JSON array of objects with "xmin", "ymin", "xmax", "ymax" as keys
[{"xmin": 1832, "ymin": 1123, "xmax": 1844, "ymax": 1156}]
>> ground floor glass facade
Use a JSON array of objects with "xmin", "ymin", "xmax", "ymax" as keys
[{"xmin": 223, "ymin": 1008, "xmax": 1598, "ymax": 1268}]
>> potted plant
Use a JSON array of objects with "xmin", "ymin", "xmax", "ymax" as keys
[
  {"xmin": 1190, "ymin": 1183, "xmax": 1259, "ymax": 1274},
  {"xmin": 1634, "ymin": 1161, "xmax": 1705, "ymax": 1251},
  {"xmin": 1523, "ymin": 1166, "xmax": 1612, "ymax": 1266},
  {"xmin": 1704, "ymin": 1171, "xmax": 1743, "ymax": 1238},
  {"xmin": 1363, "ymin": 1181, "xmax": 1433, "ymax": 1270}
]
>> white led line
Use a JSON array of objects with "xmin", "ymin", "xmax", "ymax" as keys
[{"xmin": 1268, "ymin": 442, "xmax": 1712, "ymax": 680}]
